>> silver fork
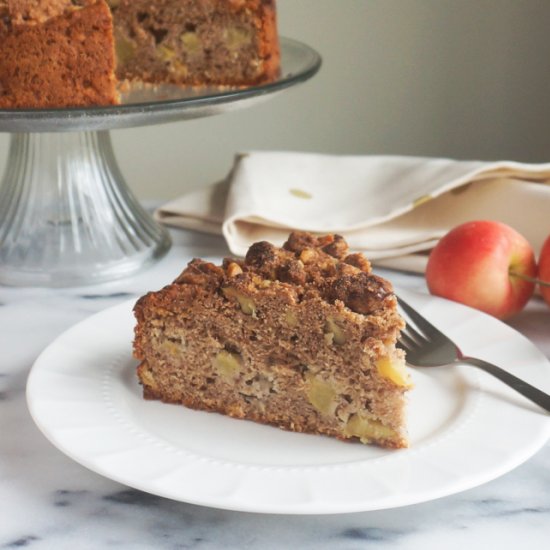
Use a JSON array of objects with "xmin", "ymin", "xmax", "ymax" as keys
[{"xmin": 397, "ymin": 296, "xmax": 550, "ymax": 413}]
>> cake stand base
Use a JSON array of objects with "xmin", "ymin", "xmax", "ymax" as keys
[{"xmin": 0, "ymin": 131, "xmax": 171, "ymax": 287}]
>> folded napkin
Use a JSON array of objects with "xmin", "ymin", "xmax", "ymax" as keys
[{"xmin": 156, "ymin": 151, "xmax": 550, "ymax": 272}]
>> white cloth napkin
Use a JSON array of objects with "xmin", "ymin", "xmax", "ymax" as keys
[{"xmin": 155, "ymin": 151, "xmax": 550, "ymax": 272}]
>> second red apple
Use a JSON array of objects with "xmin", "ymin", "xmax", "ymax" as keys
[
  {"xmin": 537, "ymin": 235, "xmax": 550, "ymax": 307},
  {"xmin": 426, "ymin": 220, "xmax": 537, "ymax": 319}
]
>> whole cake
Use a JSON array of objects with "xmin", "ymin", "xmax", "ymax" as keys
[
  {"xmin": 133, "ymin": 232, "xmax": 411, "ymax": 449},
  {"xmin": 0, "ymin": 0, "xmax": 280, "ymax": 108}
]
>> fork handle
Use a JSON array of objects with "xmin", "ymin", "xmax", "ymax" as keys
[{"xmin": 462, "ymin": 356, "xmax": 550, "ymax": 413}]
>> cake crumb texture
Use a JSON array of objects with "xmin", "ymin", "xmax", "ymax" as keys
[{"xmin": 111, "ymin": 0, "xmax": 280, "ymax": 86}]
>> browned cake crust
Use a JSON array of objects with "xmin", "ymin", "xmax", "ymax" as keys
[
  {"xmin": 0, "ymin": 0, "xmax": 118, "ymax": 108},
  {"xmin": 133, "ymin": 232, "xmax": 410, "ymax": 449},
  {"xmin": 111, "ymin": 0, "xmax": 280, "ymax": 86}
]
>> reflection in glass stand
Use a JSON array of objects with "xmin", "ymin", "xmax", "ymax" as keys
[
  {"xmin": 0, "ymin": 38, "xmax": 321, "ymax": 287},
  {"xmin": 0, "ymin": 132, "xmax": 171, "ymax": 287}
]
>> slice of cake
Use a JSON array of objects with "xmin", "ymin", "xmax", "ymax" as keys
[
  {"xmin": 0, "ymin": 0, "xmax": 118, "ymax": 108},
  {"xmin": 111, "ymin": 0, "xmax": 280, "ymax": 87},
  {"xmin": 133, "ymin": 232, "xmax": 410, "ymax": 448}
]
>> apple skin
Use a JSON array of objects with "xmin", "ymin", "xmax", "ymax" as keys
[
  {"xmin": 538, "ymin": 235, "xmax": 550, "ymax": 307},
  {"xmin": 426, "ymin": 220, "xmax": 537, "ymax": 319}
]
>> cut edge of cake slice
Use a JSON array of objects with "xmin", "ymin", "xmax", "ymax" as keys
[
  {"xmin": 111, "ymin": 0, "xmax": 280, "ymax": 87},
  {"xmin": 133, "ymin": 232, "xmax": 411, "ymax": 449}
]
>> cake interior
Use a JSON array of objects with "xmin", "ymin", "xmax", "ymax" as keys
[{"xmin": 110, "ymin": 0, "xmax": 280, "ymax": 86}]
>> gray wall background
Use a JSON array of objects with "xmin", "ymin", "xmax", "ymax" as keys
[{"xmin": 1, "ymin": 0, "xmax": 549, "ymax": 200}]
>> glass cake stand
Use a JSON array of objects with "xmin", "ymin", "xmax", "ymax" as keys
[{"xmin": 0, "ymin": 38, "xmax": 321, "ymax": 287}]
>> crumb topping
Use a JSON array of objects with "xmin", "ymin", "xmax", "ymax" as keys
[{"xmin": 172, "ymin": 231, "xmax": 394, "ymax": 317}]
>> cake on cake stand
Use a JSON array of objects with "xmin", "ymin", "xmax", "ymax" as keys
[{"xmin": 0, "ymin": 38, "xmax": 321, "ymax": 287}]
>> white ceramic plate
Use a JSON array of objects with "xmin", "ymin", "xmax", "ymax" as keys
[{"xmin": 26, "ymin": 289, "xmax": 550, "ymax": 514}]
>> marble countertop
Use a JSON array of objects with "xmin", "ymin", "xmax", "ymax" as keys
[{"xmin": 2, "ymin": 229, "xmax": 550, "ymax": 550}]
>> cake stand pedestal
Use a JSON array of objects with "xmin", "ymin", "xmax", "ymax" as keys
[
  {"xmin": 0, "ymin": 131, "xmax": 171, "ymax": 287},
  {"xmin": 0, "ymin": 38, "xmax": 321, "ymax": 287}
]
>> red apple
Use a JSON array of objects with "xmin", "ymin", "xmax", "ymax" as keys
[
  {"xmin": 538, "ymin": 235, "xmax": 550, "ymax": 307},
  {"xmin": 426, "ymin": 220, "xmax": 536, "ymax": 319}
]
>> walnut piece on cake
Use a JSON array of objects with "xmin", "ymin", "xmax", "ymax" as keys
[{"xmin": 133, "ymin": 232, "xmax": 410, "ymax": 449}]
